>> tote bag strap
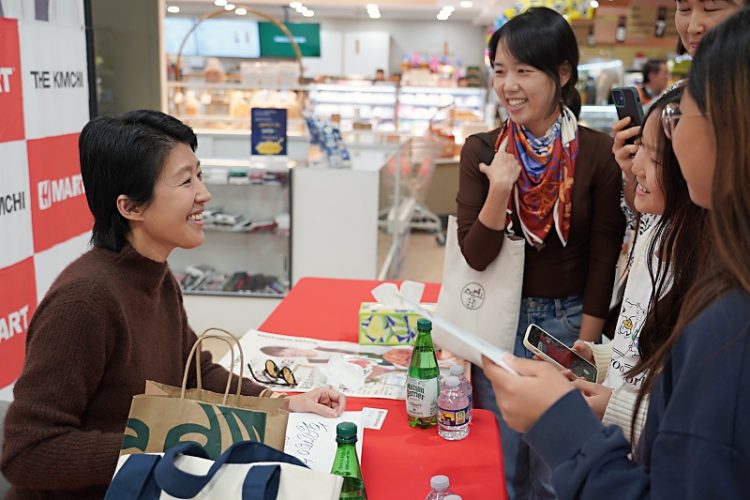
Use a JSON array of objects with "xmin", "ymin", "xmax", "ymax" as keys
[
  {"xmin": 105, "ymin": 454, "xmax": 162, "ymax": 500},
  {"xmin": 154, "ymin": 441, "xmax": 307, "ymax": 498}
]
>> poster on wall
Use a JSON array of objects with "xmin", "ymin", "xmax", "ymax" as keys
[{"xmin": 0, "ymin": 0, "xmax": 92, "ymax": 400}]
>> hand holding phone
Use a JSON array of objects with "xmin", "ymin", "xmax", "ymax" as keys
[
  {"xmin": 611, "ymin": 87, "xmax": 645, "ymax": 145},
  {"xmin": 523, "ymin": 324, "xmax": 597, "ymax": 383}
]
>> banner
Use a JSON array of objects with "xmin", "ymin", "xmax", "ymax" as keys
[{"xmin": 0, "ymin": 1, "xmax": 92, "ymax": 398}]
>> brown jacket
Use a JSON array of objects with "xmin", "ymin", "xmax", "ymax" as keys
[
  {"xmin": 1, "ymin": 245, "xmax": 267, "ymax": 499},
  {"xmin": 456, "ymin": 125, "xmax": 625, "ymax": 318}
]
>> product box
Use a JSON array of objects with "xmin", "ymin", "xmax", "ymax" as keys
[{"xmin": 358, "ymin": 302, "xmax": 436, "ymax": 346}]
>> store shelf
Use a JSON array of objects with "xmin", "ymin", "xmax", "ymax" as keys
[{"xmin": 168, "ymin": 81, "xmax": 309, "ymax": 92}]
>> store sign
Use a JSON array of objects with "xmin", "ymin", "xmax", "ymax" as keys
[
  {"xmin": 0, "ymin": 18, "xmax": 25, "ymax": 143},
  {"xmin": 251, "ymin": 108, "xmax": 288, "ymax": 156},
  {"xmin": 258, "ymin": 22, "xmax": 320, "ymax": 58},
  {"xmin": 19, "ymin": 20, "xmax": 88, "ymax": 140},
  {"xmin": 28, "ymin": 133, "xmax": 92, "ymax": 253},
  {"xmin": 0, "ymin": 257, "xmax": 37, "ymax": 388},
  {"xmin": 0, "ymin": 141, "xmax": 34, "ymax": 269}
]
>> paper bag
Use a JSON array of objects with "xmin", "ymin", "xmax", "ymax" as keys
[{"xmin": 120, "ymin": 329, "xmax": 289, "ymax": 459}]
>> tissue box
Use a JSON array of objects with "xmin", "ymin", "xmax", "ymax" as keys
[{"xmin": 358, "ymin": 302, "xmax": 436, "ymax": 346}]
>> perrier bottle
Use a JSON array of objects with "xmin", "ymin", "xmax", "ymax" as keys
[
  {"xmin": 406, "ymin": 318, "xmax": 439, "ymax": 428},
  {"xmin": 330, "ymin": 422, "xmax": 367, "ymax": 499}
]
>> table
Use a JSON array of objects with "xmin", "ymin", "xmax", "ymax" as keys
[{"xmin": 261, "ymin": 277, "xmax": 507, "ymax": 500}]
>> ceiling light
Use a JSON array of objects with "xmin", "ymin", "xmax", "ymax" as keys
[
  {"xmin": 235, "ymin": 7, "xmax": 247, "ymax": 15},
  {"xmin": 302, "ymin": 10, "xmax": 314, "ymax": 17},
  {"xmin": 459, "ymin": 0, "xmax": 472, "ymax": 7},
  {"xmin": 224, "ymin": 3, "xmax": 236, "ymax": 10},
  {"xmin": 366, "ymin": 3, "xmax": 378, "ymax": 9},
  {"xmin": 214, "ymin": 0, "xmax": 227, "ymax": 6},
  {"xmin": 290, "ymin": 1, "xmax": 302, "ymax": 7},
  {"xmin": 166, "ymin": 5, "xmax": 180, "ymax": 13},
  {"xmin": 370, "ymin": 12, "xmax": 381, "ymax": 19},
  {"xmin": 437, "ymin": 13, "xmax": 449, "ymax": 20},
  {"xmin": 590, "ymin": 0, "xmax": 599, "ymax": 7},
  {"xmin": 444, "ymin": 6, "xmax": 455, "ymax": 13}
]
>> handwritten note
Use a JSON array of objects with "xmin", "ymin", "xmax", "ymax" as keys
[{"xmin": 284, "ymin": 411, "xmax": 363, "ymax": 472}]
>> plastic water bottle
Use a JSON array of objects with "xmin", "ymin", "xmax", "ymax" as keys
[
  {"xmin": 425, "ymin": 475, "xmax": 454, "ymax": 500},
  {"xmin": 449, "ymin": 364, "xmax": 472, "ymax": 423},
  {"xmin": 438, "ymin": 376, "xmax": 470, "ymax": 440}
]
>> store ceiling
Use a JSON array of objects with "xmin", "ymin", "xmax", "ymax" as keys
[{"xmin": 168, "ymin": 0, "xmax": 518, "ymax": 24}]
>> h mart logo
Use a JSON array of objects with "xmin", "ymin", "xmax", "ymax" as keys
[
  {"xmin": 0, "ymin": 304, "xmax": 29, "ymax": 343},
  {"xmin": 37, "ymin": 174, "xmax": 85, "ymax": 211},
  {"xmin": 0, "ymin": 66, "xmax": 14, "ymax": 93}
]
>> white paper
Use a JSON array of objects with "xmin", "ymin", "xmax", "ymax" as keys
[
  {"xmin": 361, "ymin": 407, "xmax": 388, "ymax": 430},
  {"xmin": 396, "ymin": 282, "xmax": 519, "ymax": 375},
  {"xmin": 284, "ymin": 411, "xmax": 364, "ymax": 472}
]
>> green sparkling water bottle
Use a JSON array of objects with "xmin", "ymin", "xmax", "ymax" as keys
[
  {"xmin": 330, "ymin": 422, "xmax": 367, "ymax": 499},
  {"xmin": 406, "ymin": 318, "xmax": 439, "ymax": 428}
]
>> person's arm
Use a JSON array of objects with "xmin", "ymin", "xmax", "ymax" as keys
[
  {"xmin": 456, "ymin": 134, "xmax": 521, "ymax": 271},
  {"xmin": 0, "ymin": 292, "xmax": 123, "ymax": 490},
  {"xmin": 602, "ymin": 387, "xmax": 649, "ymax": 443},
  {"xmin": 581, "ymin": 136, "xmax": 627, "ymax": 341}
]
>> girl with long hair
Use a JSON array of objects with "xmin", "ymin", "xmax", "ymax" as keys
[
  {"xmin": 567, "ymin": 85, "xmax": 709, "ymax": 444},
  {"xmin": 483, "ymin": 8, "xmax": 750, "ymax": 498}
]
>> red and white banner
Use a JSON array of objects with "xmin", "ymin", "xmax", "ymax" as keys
[{"xmin": 0, "ymin": 2, "xmax": 91, "ymax": 399}]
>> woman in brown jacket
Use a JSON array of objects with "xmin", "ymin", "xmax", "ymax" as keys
[{"xmin": 456, "ymin": 8, "xmax": 625, "ymax": 499}]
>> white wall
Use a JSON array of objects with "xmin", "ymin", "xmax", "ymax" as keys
[{"xmin": 303, "ymin": 19, "xmax": 488, "ymax": 78}]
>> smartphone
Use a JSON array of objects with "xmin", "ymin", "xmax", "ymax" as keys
[
  {"xmin": 611, "ymin": 86, "xmax": 645, "ymax": 145},
  {"xmin": 523, "ymin": 324, "xmax": 597, "ymax": 383}
]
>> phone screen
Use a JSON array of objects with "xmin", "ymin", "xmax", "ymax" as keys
[{"xmin": 527, "ymin": 325, "xmax": 597, "ymax": 382}]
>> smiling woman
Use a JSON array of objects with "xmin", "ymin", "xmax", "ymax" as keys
[
  {"xmin": 0, "ymin": 110, "xmax": 346, "ymax": 499},
  {"xmin": 455, "ymin": 7, "xmax": 625, "ymax": 498}
]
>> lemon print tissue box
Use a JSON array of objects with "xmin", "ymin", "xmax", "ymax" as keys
[{"xmin": 358, "ymin": 302, "xmax": 436, "ymax": 346}]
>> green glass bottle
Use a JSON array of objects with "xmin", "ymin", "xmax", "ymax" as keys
[
  {"xmin": 330, "ymin": 421, "xmax": 367, "ymax": 500},
  {"xmin": 406, "ymin": 318, "xmax": 439, "ymax": 428}
]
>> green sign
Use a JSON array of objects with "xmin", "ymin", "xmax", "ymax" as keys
[{"xmin": 258, "ymin": 22, "xmax": 320, "ymax": 58}]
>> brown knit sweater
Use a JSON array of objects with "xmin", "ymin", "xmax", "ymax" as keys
[
  {"xmin": 0, "ymin": 245, "xmax": 267, "ymax": 499},
  {"xmin": 456, "ymin": 126, "xmax": 626, "ymax": 318}
]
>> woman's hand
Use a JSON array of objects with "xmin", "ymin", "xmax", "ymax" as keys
[
  {"xmin": 571, "ymin": 340, "xmax": 594, "ymax": 363},
  {"xmin": 479, "ymin": 147, "xmax": 521, "ymax": 193},
  {"xmin": 612, "ymin": 117, "xmax": 641, "ymax": 175},
  {"xmin": 482, "ymin": 355, "xmax": 574, "ymax": 433},
  {"xmin": 571, "ymin": 379, "xmax": 613, "ymax": 420},
  {"xmin": 286, "ymin": 387, "xmax": 346, "ymax": 417}
]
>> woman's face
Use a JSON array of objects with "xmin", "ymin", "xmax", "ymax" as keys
[
  {"xmin": 136, "ymin": 143, "xmax": 211, "ymax": 258},
  {"xmin": 672, "ymin": 90, "xmax": 716, "ymax": 209},
  {"xmin": 675, "ymin": 0, "xmax": 743, "ymax": 55},
  {"xmin": 631, "ymin": 113, "xmax": 666, "ymax": 215},
  {"xmin": 492, "ymin": 42, "xmax": 564, "ymax": 137}
]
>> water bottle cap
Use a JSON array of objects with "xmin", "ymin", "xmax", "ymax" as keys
[
  {"xmin": 335, "ymin": 421, "xmax": 358, "ymax": 444},
  {"xmin": 417, "ymin": 318, "xmax": 432, "ymax": 331},
  {"xmin": 449, "ymin": 364, "xmax": 465, "ymax": 376},
  {"xmin": 444, "ymin": 376, "xmax": 460, "ymax": 388},
  {"xmin": 430, "ymin": 475, "xmax": 449, "ymax": 490}
]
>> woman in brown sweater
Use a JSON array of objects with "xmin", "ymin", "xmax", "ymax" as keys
[
  {"xmin": 0, "ymin": 110, "xmax": 345, "ymax": 499},
  {"xmin": 456, "ymin": 8, "xmax": 625, "ymax": 499}
]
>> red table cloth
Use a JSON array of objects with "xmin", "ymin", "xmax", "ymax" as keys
[{"xmin": 261, "ymin": 277, "xmax": 507, "ymax": 500}]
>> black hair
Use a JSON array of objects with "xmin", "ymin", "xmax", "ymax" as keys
[
  {"xmin": 641, "ymin": 59, "xmax": 666, "ymax": 84},
  {"xmin": 79, "ymin": 109, "xmax": 198, "ymax": 252},
  {"xmin": 487, "ymin": 7, "xmax": 581, "ymax": 118}
]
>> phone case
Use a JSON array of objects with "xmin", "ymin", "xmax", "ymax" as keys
[{"xmin": 523, "ymin": 325, "xmax": 598, "ymax": 382}]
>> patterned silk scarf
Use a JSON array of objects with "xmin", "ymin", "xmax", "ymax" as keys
[{"xmin": 494, "ymin": 106, "xmax": 579, "ymax": 247}]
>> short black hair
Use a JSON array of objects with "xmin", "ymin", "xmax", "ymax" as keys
[
  {"xmin": 79, "ymin": 109, "xmax": 198, "ymax": 252},
  {"xmin": 488, "ymin": 7, "xmax": 581, "ymax": 118},
  {"xmin": 642, "ymin": 59, "xmax": 666, "ymax": 84}
]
